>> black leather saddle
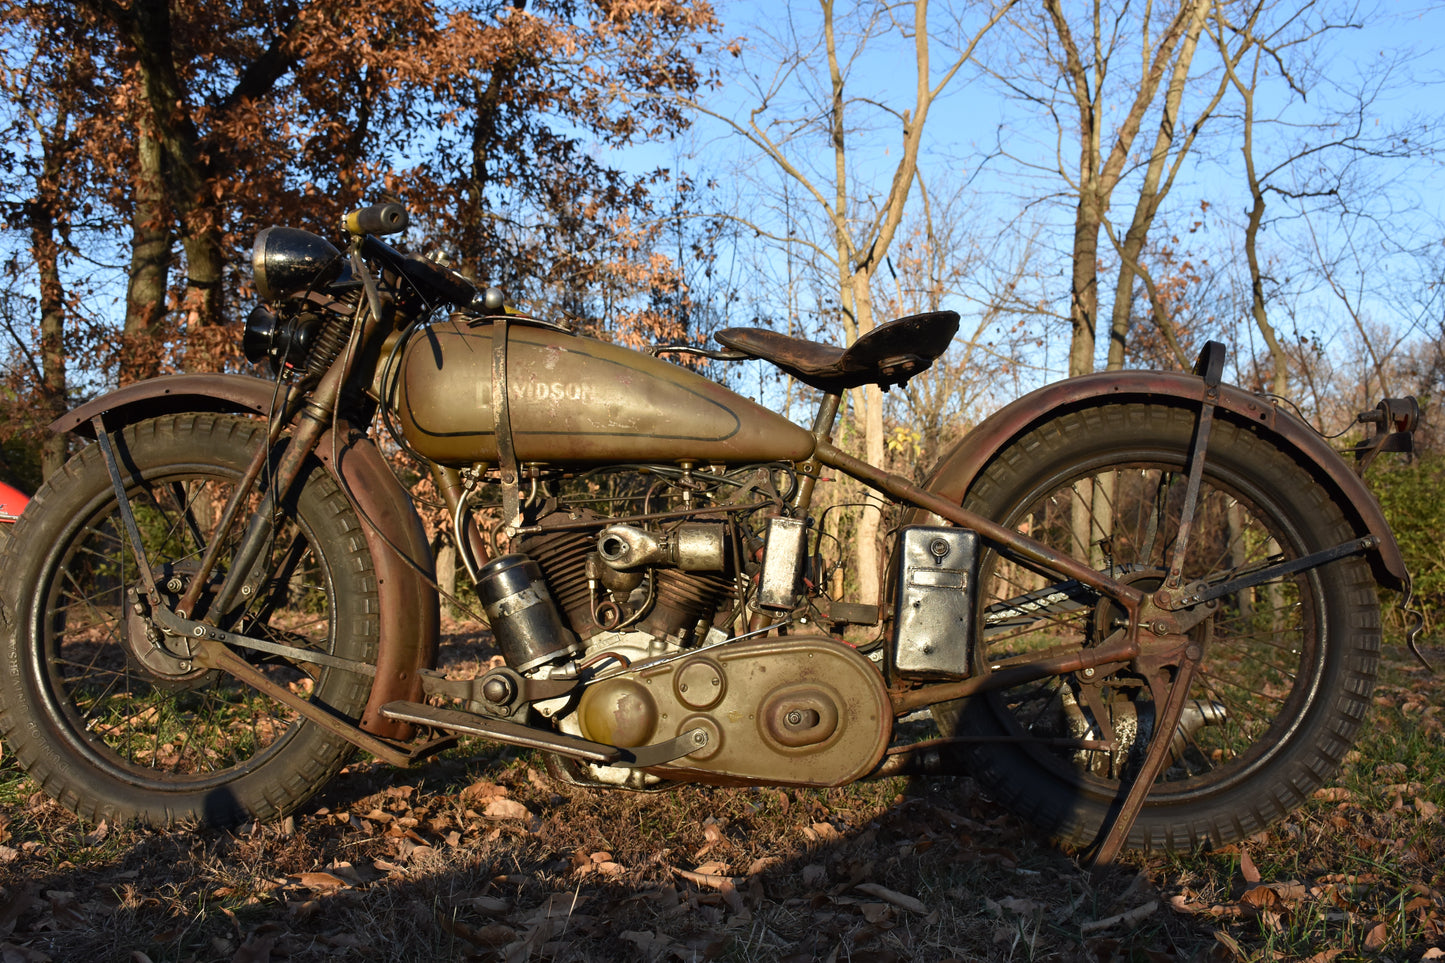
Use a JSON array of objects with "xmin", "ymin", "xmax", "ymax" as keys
[{"xmin": 714, "ymin": 310, "xmax": 959, "ymax": 393}]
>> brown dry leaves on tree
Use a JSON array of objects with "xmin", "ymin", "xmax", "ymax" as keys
[{"xmin": 0, "ymin": 0, "xmax": 722, "ymax": 478}]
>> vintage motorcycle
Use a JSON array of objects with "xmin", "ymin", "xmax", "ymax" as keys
[{"xmin": 0, "ymin": 204, "xmax": 1421, "ymax": 860}]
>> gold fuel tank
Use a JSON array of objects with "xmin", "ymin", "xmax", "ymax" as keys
[{"xmin": 391, "ymin": 319, "xmax": 818, "ymax": 467}]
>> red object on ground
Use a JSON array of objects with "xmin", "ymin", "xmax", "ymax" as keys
[{"xmin": 0, "ymin": 481, "xmax": 28, "ymax": 522}]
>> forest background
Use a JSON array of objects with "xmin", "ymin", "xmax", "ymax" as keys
[
  {"xmin": 2, "ymin": 0, "xmax": 1444, "ymax": 610},
  {"xmin": 2, "ymin": 4, "xmax": 1445, "ymax": 960}
]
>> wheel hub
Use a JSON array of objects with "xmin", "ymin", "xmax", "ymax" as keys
[
  {"xmin": 122, "ymin": 567, "xmax": 215, "ymax": 687},
  {"xmin": 1091, "ymin": 566, "xmax": 1168, "ymax": 641}
]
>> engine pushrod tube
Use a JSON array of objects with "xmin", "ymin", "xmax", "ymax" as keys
[{"xmin": 813, "ymin": 440, "xmax": 1147, "ymax": 610}]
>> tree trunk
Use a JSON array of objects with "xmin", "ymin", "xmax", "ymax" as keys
[
  {"xmin": 179, "ymin": 223, "xmax": 226, "ymax": 363},
  {"xmin": 850, "ymin": 269, "xmax": 886, "ymax": 605},
  {"xmin": 1043, "ymin": 0, "xmax": 1203, "ymax": 378},
  {"xmin": 1067, "ymin": 197, "xmax": 1103, "ymax": 377},
  {"xmin": 31, "ymin": 206, "xmax": 68, "ymax": 479},
  {"xmin": 123, "ymin": 123, "xmax": 170, "ymax": 385},
  {"xmin": 1243, "ymin": 186, "xmax": 1287, "ymax": 395},
  {"xmin": 1227, "ymin": 44, "xmax": 1289, "ymax": 395},
  {"xmin": 1105, "ymin": 0, "xmax": 1211, "ymax": 371},
  {"xmin": 109, "ymin": 0, "xmax": 228, "ymax": 347}
]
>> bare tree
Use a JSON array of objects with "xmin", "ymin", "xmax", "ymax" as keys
[
  {"xmin": 993, "ymin": 0, "xmax": 1216, "ymax": 376},
  {"xmin": 685, "ymin": 0, "xmax": 1015, "ymax": 603},
  {"xmin": 882, "ymin": 183, "xmax": 1038, "ymax": 471},
  {"xmin": 1208, "ymin": 0, "xmax": 1443, "ymax": 397},
  {"xmin": 0, "ymin": 3, "xmax": 111, "ymax": 476}
]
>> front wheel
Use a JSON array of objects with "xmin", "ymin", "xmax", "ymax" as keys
[
  {"xmin": 932, "ymin": 402, "xmax": 1380, "ymax": 852},
  {"xmin": 0, "ymin": 413, "xmax": 378, "ymax": 826}
]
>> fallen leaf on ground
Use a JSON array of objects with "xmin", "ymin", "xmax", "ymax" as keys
[
  {"xmin": 483, "ymin": 799, "xmax": 531, "ymax": 820},
  {"xmin": 1304, "ymin": 950, "xmax": 1343, "ymax": 963},
  {"xmin": 289, "ymin": 872, "xmax": 349, "ymax": 894}
]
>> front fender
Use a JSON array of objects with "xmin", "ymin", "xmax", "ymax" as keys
[
  {"xmin": 53, "ymin": 374, "xmax": 438, "ymax": 739},
  {"xmin": 53, "ymin": 373, "xmax": 292, "ymax": 438},
  {"xmin": 917, "ymin": 369, "xmax": 1408, "ymax": 592}
]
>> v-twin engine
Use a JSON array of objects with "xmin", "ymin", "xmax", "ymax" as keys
[{"xmin": 476, "ymin": 507, "xmax": 737, "ymax": 678}]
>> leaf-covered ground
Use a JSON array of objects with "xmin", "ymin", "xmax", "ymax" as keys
[{"xmin": 0, "ymin": 636, "xmax": 1440, "ymax": 962}]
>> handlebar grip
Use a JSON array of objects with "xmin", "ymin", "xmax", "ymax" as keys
[{"xmin": 343, "ymin": 203, "xmax": 409, "ymax": 236}]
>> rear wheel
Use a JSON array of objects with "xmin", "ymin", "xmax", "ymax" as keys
[
  {"xmin": 933, "ymin": 403, "xmax": 1380, "ymax": 851},
  {"xmin": 0, "ymin": 413, "xmax": 378, "ymax": 826}
]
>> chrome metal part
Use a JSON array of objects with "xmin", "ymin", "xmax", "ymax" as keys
[
  {"xmin": 673, "ymin": 523, "xmax": 727, "ymax": 570},
  {"xmin": 475, "ymin": 553, "xmax": 582, "ymax": 672},
  {"xmin": 595, "ymin": 522, "xmax": 726, "ymax": 571},
  {"xmin": 756, "ymin": 516, "xmax": 807, "ymax": 611},
  {"xmin": 892, "ymin": 526, "xmax": 978, "ymax": 677}
]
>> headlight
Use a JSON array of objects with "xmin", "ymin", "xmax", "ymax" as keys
[{"xmin": 251, "ymin": 226, "xmax": 343, "ymax": 301}]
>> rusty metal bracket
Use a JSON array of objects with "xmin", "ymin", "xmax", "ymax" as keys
[
  {"xmin": 1162, "ymin": 342, "xmax": 1226, "ymax": 594},
  {"xmin": 417, "ymin": 666, "xmax": 578, "ymax": 707},
  {"xmin": 1349, "ymin": 397, "xmax": 1419, "ymax": 474},
  {"xmin": 1159, "ymin": 536, "xmax": 1379, "ymax": 610},
  {"xmin": 1090, "ymin": 629, "xmax": 1207, "ymax": 866},
  {"xmin": 90, "ymin": 415, "xmax": 163, "ymax": 604},
  {"xmin": 1399, "ymin": 576, "xmax": 1432, "ymax": 672},
  {"xmin": 190, "ymin": 638, "xmax": 423, "ymax": 767},
  {"xmin": 151, "ymin": 606, "xmax": 377, "ymax": 679},
  {"xmin": 491, "ymin": 317, "xmax": 522, "ymax": 534}
]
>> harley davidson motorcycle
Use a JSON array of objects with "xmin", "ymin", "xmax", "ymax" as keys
[{"xmin": 0, "ymin": 204, "xmax": 1422, "ymax": 860}]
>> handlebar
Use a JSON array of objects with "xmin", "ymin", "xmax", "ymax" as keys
[
  {"xmin": 360, "ymin": 235, "xmax": 478, "ymax": 309},
  {"xmin": 343, "ymin": 203, "xmax": 409, "ymax": 236},
  {"xmin": 341, "ymin": 203, "xmax": 502, "ymax": 312}
]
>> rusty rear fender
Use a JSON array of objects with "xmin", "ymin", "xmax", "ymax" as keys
[
  {"xmin": 53, "ymin": 373, "xmax": 438, "ymax": 739},
  {"xmin": 915, "ymin": 369, "xmax": 1408, "ymax": 592}
]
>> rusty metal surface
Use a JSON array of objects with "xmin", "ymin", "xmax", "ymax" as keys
[
  {"xmin": 313, "ymin": 426, "xmax": 439, "ymax": 738},
  {"xmin": 1090, "ymin": 633, "xmax": 1204, "ymax": 866},
  {"xmin": 393, "ymin": 321, "xmax": 817, "ymax": 465},
  {"xmin": 51, "ymin": 373, "xmax": 288, "ymax": 437},
  {"xmin": 48, "ymin": 374, "xmax": 440, "ymax": 740},
  {"xmin": 381, "ymin": 701, "xmax": 624, "ymax": 764},
  {"xmin": 887, "ymin": 628, "xmax": 1144, "ymax": 715},
  {"xmin": 907, "ymin": 369, "xmax": 1408, "ymax": 590}
]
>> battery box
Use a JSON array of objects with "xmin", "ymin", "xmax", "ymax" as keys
[{"xmin": 891, "ymin": 526, "xmax": 978, "ymax": 678}]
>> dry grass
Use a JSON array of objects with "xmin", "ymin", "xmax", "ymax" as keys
[{"xmin": 0, "ymin": 633, "xmax": 1440, "ymax": 962}]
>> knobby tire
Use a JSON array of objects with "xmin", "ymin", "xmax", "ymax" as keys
[
  {"xmin": 933, "ymin": 402, "xmax": 1380, "ymax": 852},
  {"xmin": 0, "ymin": 414, "xmax": 378, "ymax": 826}
]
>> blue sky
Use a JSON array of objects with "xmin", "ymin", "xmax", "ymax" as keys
[{"xmin": 654, "ymin": 0, "xmax": 1445, "ymax": 404}]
